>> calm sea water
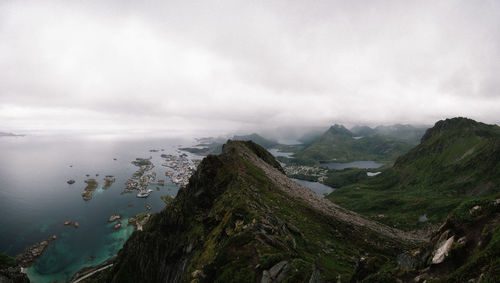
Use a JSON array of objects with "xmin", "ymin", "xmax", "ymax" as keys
[
  {"xmin": 0, "ymin": 135, "xmax": 196, "ymax": 282},
  {"xmin": 321, "ymin": 160, "xmax": 383, "ymax": 170}
]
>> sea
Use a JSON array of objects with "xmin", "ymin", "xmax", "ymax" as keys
[{"xmin": 0, "ymin": 134, "xmax": 197, "ymax": 282}]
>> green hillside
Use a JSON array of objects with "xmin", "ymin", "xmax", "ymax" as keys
[
  {"xmin": 293, "ymin": 124, "xmax": 413, "ymax": 164},
  {"xmin": 327, "ymin": 117, "xmax": 500, "ymax": 230},
  {"xmin": 99, "ymin": 141, "xmax": 416, "ymax": 282},
  {"xmin": 373, "ymin": 124, "xmax": 428, "ymax": 145},
  {"xmin": 75, "ymin": 137, "xmax": 500, "ymax": 283}
]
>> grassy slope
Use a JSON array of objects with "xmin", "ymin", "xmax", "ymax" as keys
[
  {"xmin": 104, "ymin": 141, "xmax": 407, "ymax": 282},
  {"xmin": 293, "ymin": 125, "xmax": 413, "ymax": 165},
  {"xmin": 327, "ymin": 118, "xmax": 500, "ymax": 230}
]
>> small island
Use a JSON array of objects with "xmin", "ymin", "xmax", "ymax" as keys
[
  {"xmin": 103, "ymin": 175, "xmax": 116, "ymax": 189},
  {"xmin": 108, "ymin": 214, "xmax": 122, "ymax": 230},
  {"xmin": 81, "ymin": 179, "xmax": 98, "ymax": 201}
]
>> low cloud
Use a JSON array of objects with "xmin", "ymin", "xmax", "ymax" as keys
[{"xmin": 1, "ymin": 0, "xmax": 499, "ymax": 135}]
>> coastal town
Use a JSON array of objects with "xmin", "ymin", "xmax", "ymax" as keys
[
  {"xmin": 161, "ymin": 153, "xmax": 200, "ymax": 187},
  {"xmin": 124, "ymin": 158, "xmax": 156, "ymax": 198},
  {"xmin": 283, "ymin": 164, "xmax": 328, "ymax": 182}
]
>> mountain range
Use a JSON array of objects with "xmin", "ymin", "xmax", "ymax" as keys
[{"xmin": 76, "ymin": 118, "xmax": 499, "ymax": 282}]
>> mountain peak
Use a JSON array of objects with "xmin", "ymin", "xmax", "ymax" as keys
[
  {"xmin": 421, "ymin": 117, "xmax": 499, "ymax": 143},
  {"xmin": 327, "ymin": 124, "xmax": 353, "ymax": 136}
]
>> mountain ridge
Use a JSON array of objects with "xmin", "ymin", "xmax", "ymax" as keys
[{"xmin": 100, "ymin": 140, "xmax": 420, "ymax": 282}]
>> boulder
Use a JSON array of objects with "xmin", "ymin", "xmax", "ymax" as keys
[{"xmin": 432, "ymin": 236, "xmax": 455, "ymax": 264}]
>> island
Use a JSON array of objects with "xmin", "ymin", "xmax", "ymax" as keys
[
  {"xmin": 81, "ymin": 179, "xmax": 98, "ymax": 201},
  {"xmin": 103, "ymin": 175, "xmax": 115, "ymax": 189},
  {"xmin": 124, "ymin": 158, "xmax": 155, "ymax": 198}
]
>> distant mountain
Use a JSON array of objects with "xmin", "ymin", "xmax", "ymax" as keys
[
  {"xmin": 82, "ymin": 139, "xmax": 499, "ymax": 283},
  {"xmin": 296, "ymin": 129, "xmax": 326, "ymax": 146},
  {"xmin": 231, "ymin": 133, "xmax": 278, "ymax": 149},
  {"xmin": 181, "ymin": 133, "xmax": 278, "ymax": 156},
  {"xmin": 0, "ymin": 132, "xmax": 24, "ymax": 137},
  {"xmin": 350, "ymin": 124, "xmax": 428, "ymax": 145},
  {"xmin": 328, "ymin": 117, "xmax": 500, "ymax": 230},
  {"xmin": 373, "ymin": 124, "xmax": 428, "ymax": 145},
  {"xmin": 293, "ymin": 124, "xmax": 413, "ymax": 164},
  {"xmin": 350, "ymin": 125, "xmax": 376, "ymax": 137}
]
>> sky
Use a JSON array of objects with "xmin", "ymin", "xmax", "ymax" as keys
[{"xmin": 1, "ymin": 0, "xmax": 499, "ymax": 136}]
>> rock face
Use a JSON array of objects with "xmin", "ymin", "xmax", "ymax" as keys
[
  {"xmin": 100, "ymin": 141, "xmax": 418, "ymax": 283},
  {"xmin": 0, "ymin": 266, "xmax": 29, "ymax": 283},
  {"xmin": 354, "ymin": 197, "xmax": 500, "ymax": 282}
]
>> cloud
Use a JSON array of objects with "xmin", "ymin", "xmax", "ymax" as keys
[{"xmin": 0, "ymin": 0, "xmax": 499, "ymax": 135}]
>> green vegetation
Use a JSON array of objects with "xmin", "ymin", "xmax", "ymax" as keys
[
  {"xmin": 292, "ymin": 124, "xmax": 414, "ymax": 165},
  {"xmin": 372, "ymin": 124, "xmax": 428, "ymax": 145},
  {"xmin": 328, "ymin": 118, "xmax": 500, "ymax": 230},
  {"xmin": 323, "ymin": 168, "xmax": 371, "ymax": 188},
  {"xmin": 0, "ymin": 253, "xmax": 16, "ymax": 268},
  {"xmin": 102, "ymin": 141, "xmax": 407, "ymax": 282},
  {"xmin": 76, "ymin": 124, "xmax": 499, "ymax": 282}
]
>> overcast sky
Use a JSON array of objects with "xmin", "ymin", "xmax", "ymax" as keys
[{"xmin": 1, "ymin": 0, "xmax": 499, "ymax": 136}]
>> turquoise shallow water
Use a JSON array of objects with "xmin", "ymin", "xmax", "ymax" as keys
[{"xmin": 0, "ymin": 135, "xmax": 195, "ymax": 282}]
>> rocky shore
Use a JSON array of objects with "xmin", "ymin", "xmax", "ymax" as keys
[
  {"xmin": 0, "ymin": 266, "xmax": 29, "ymax": 283},
  {"xmin": 15, "ymin": 235, "xmax": 57, "ymax": 268}
]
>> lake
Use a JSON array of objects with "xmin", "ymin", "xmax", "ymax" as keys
[
  {"xmin": 320, "ymin": 160, "xmax": 383, "ymax": 170},
  {"xmin": 0, "ymin": 135, "xmax": 197, "ymax": 282},
  {"xmin": 291, "ymin": 178, "xmax": 335, "ymax": 196}
]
